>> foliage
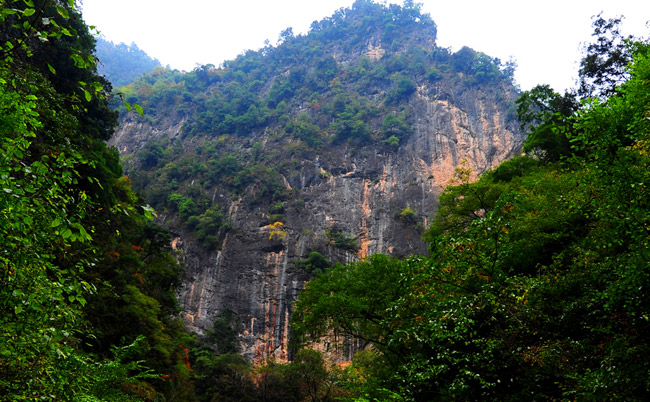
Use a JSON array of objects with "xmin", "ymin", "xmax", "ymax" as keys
[
  {"xmin": 193, "ymin": 206, "xmax": 230, "ymax": 249},
  {"xmin": 0, "ymin": 1, "xmax": 192, "ymax": 400},
  {"xmin": 515, "ymin": 84, "xmax": 578, "ymax": 162},
  {"xmin": 381, "ymin": 113, "xmax": 412, "ymax": 142},
  {"xmin": 268, "ymin": 221, "xmax": 287, "ymax": 241},
  {"xmin": 578, "ymin": 14, "xmax": 635, "ymax": 98},
  {"xmin": 190, "ymin": 342, "xmax": 345, "ymax": 401},
  {"xmin": 384, "ymin": 74, "xmax": 416, "ymax": 104},
  {"xmin": 95, "ymin": 37, "xmax": 161, "ymax": 87},
  {"xmin": 324, "ymin": 227, "xmax": 360, "ymax": 252},
  {"xmin": 0, "ymin": 0, "xmax": 523, "ymax": 400},
  {"xmin": 205, "ymin": 310, "xmax": 238, "ymax": 355},
  {"xmin": 290, "ymin": 348, "xmax": 340, "ymax": 402},
  {"xmin": 292, "ymin": 254, "xmax": 407, "ymax": 350},
  {"xmin": 193, "ymin": 352, "xmax": 256, "ymax": 402},
  {"xmin": 395, "ymin": 207, "xmax": 417, "ymax": 224},
  {"xmin": 451, "ymin": 46, "xmax": 515, "ymax": 86},
  {"xmin": 293, "ymin": 251, "xmax": 331, "ymax": 274},
  {"xmin": 292, "ymin": 29, "xmax": 650, "ymax": 401}
]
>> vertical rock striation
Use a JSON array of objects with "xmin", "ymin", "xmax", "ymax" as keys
[
  {"xmin": 113, "ymin": 79, "xmax": 522, "ymax": 362},
  {"xmin": 108, "ymin": 2, "xmax": 524, "ymax": 360}
]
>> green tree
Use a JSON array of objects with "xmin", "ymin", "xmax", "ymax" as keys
[
  {"xmin": 515, "ymin": 84, "xmax": 578, "ymax": 162},
  {"xmin": 206, "ymin": 310, "xmax": 238, "ymax": 355},
  {"xmin": 578, "ymin": 14, "xmax": 635, "ymax": 98},
  {"xmin": 290, "ymin": 349, "xmax": 336, "ymax": 402},
  {"xmin": 381, "ymin": 113, "xmax": 412, "ymax": 142},
  {"xmin": 1, "ymin": 2, "xmax": 192, "ymax": 399},
  {"xmin": 294, "ymin": 251, "xmax": 331, "ymax": 274},
  {"xmin": 95, "ymin": 37, "xmax": 161, "ymax": 87},
  {"xmin": 292, "ymin": 254, "xmax": 408, "ymax": 361},
  {"xmin": 385, "ymin": 74, "xmax": 416, "ymax": 104}
]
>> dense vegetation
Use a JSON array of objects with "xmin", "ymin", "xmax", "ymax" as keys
[
  {"xmin": 1, "ymin": 1, "xmax": 517, "ymax": 400},
  {"xmin": 118, "ymin": 0, "xmax": 517, "ymax": 250},
  {"xmin": 6, "ymin": 0, "xmax": 648, "ymax": 401},
  {"xmin": 291, "ymin": 17, "xmax": 650, "ymax": 401},
  {"xmin": 0, "ymin": 1, "xmax": 194, "ymax": 399},
  {"xmin": 95, "ymin": 37, "xmax": 161, "ymax": 87}
]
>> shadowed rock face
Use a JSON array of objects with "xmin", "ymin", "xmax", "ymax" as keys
[{"xmin": 111, "ymin": 77, "xmax": 523, "ymax": 362}]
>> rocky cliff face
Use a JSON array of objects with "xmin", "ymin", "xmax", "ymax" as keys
[
  {"xmin": 112, "ymin": 79, "xmax": 522, "ymax": 362},
  {"xmin": 108, "ymin": 0, "xmax": 525, "ymax": 363}
]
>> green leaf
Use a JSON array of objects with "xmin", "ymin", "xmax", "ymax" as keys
[
  {"xmin": 141, "ymin": 205, "xmax": 156, "ymax": 220},
  {"xmin": 83, "ymin": 89, "xmax": 91, "ymax": 102},
  {"xmin": 56, "ymin": 5, "xmax": 69, "ymax": 19},
  {"xmin": 47, "ymin": 63, "xmax": 56, "ymax": 75},
  {"xmin": 71, "ymin": 53, "xmax": 85, "ymax": 68},
  {"xmin": 23, "ymin": 8, "xmax": 35, "ymax": 17},
  {"xmin": 51, "ymin": 218, "xmax": 61, "ymax": 228},
  {"xmin": 134, "ymin": 103, "xmax": 144, "ymax": 116},
  {"xmin": 62, "ymin": 228, "xmax": 72, "ymax": 239},
  {"xmin": 78, "ymin": 226, "xmax": 91, "ymax": 242}
]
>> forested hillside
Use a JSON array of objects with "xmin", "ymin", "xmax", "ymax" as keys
[
  {"xmin": 110, "ymin": 0, "xmax": 522, "ymax": 363},
  {"xmin": 95, "ymin": 37, "xmax": 161, "ymax": 87},
  {"xmin": 112, "ymin": 0, "xmax": 517, "ymax": 235},
  {"xmin": 0, "ymin": 1, "xmax": 518, "ymax": 400}
]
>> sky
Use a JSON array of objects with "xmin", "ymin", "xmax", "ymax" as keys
[{"xmin": 80, "ymin": 0, "xmax": 650, "ymax": 92}]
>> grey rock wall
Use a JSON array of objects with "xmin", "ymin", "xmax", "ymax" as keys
[{"xmin": 111, "ymin": 82, "xmax": 523, "ymax": 362}]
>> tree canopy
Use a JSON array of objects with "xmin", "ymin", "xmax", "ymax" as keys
[{"xmin": 95, "ymin": 37, "xmax": 161, "ymax": 88}]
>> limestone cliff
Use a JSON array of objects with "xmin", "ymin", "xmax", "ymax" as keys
[{"xmin": 109, "ymin": 1, "xmax": 523, "ymax": 362}]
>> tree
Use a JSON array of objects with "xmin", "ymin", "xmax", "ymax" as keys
[
  {"xmin": 278, "ymin": 27, "xmax": 295, "ymax": 44},
  {"xmin": 515, "ymin": 84, "xmax": 579, "ymax": 161},
  {"xmin": 0, "ymin": 1, "xmax": 148, "ymax": 399},
  {"xmin": 290, "ymin": 349, "xmax": 336, "ymax": 402},
  {"xmin": 578, "ymin": 14, "xmax": 634, "ymax": 99},
  {"xmin": 95, "ymin": 37, "xmax": 161, "ymax": 87},
  {"xmin": 292, "ymin": 254, "xmax": 409, "ymax": 365},
  {"xmin": 382, "ymin": 113, "xmax": 412, "ymax": 141},
  {"xmin": 1, "ymin": 2, "xmax": 190, "ymax": 399}
]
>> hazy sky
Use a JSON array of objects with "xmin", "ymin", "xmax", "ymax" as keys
[{"xmin": 81, "ymin": 0, "xmax": 650, "ymax": 92}]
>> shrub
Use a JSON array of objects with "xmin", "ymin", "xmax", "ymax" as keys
[
  {"xmin": 396, "ymin": 207, "xmax": 417, "ymax": 224},
  {"xmin": 324, "ymin": 227, "xmax": 359, "ymax": 252}
]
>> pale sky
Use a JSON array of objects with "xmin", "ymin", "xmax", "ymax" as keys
[{"xmin": 81, "ymin": 0, "xmax": 650, "ymax": 92}]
